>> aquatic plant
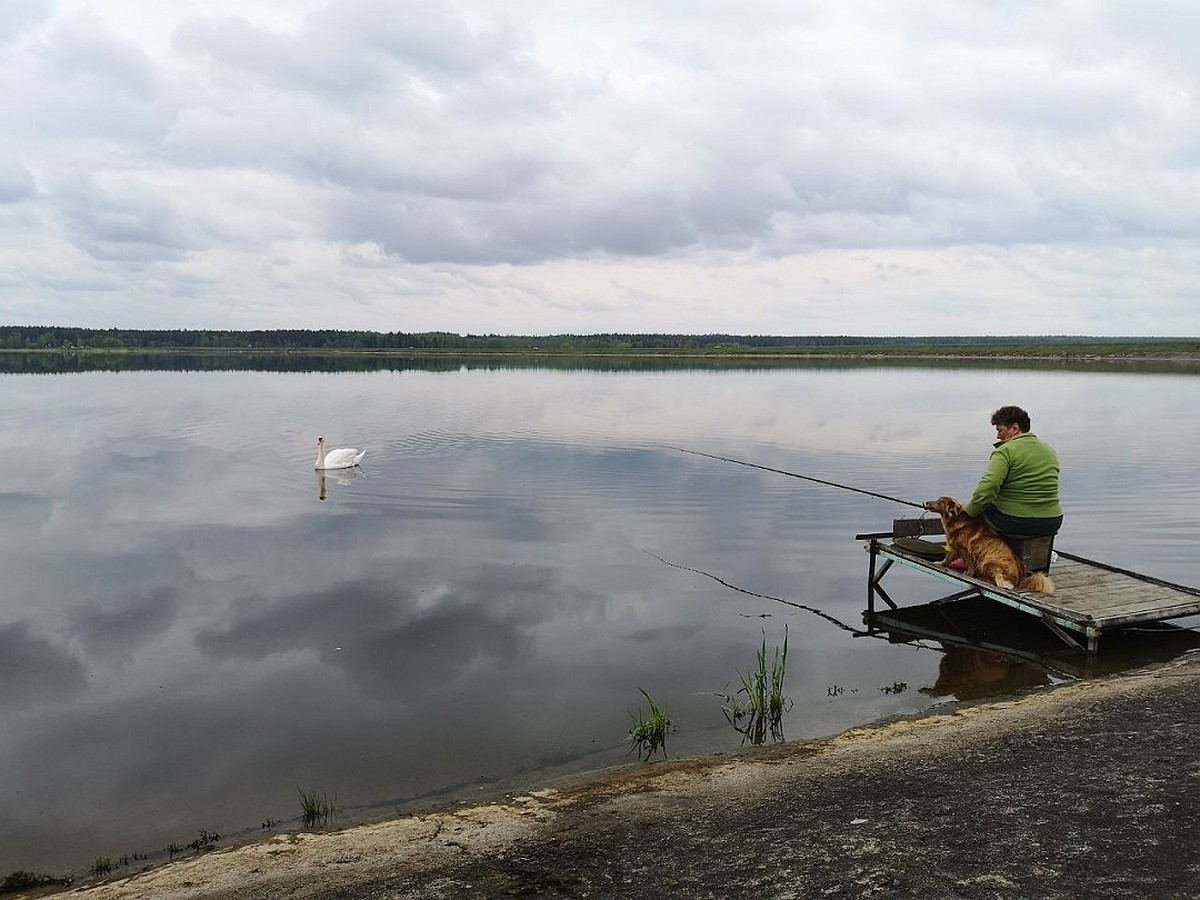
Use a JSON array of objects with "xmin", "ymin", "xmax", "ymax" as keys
[
  {"xmin": 628, "ymin": 688, "xmax": 673, "ymax": 761},
  {"xmin": 90, "ymin": 857, "xmax": 112, "ymax": 878},
  {"xmin": 298, "ymin": 788, "xmax": 339, "ymax": 828},
  {"xmin": 189, "ymin": 829, "xmax": 220, "ymax": 853},
  {"xmin": 2, "ymin": 870, "xmax": 66, "ymax": 893},
  {"xmin": 724, "ymin": 626, "xmax": 792, "ymax": 745}
]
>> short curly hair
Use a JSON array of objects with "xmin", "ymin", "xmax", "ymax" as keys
[{"xmin": 990, "ymin": 405, "xmax": 1030, "ymax": 432}]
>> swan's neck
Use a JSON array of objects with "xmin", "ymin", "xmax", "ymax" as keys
[{"xmin": 316, "ymin": 442, "xmax": 326, "ymax": 466}]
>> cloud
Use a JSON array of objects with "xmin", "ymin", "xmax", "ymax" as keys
[
  {"xmin": 44, "ymin": 9, "xmax": 159, "ymax": 99},
  {"xmin": 0, "ymin": 159, "xmax": 37, "ymax": 202},
  {"xmin": 2, "ymin": 0, "xmax": 1200, "ymax": 332},
  {"xmin": 54, "ymin": 171, "xmax": 204, "ymax": 262},
  {"xmin": 0, "ymin": 0, "xmax": 52, "ymax": 46},
  {"xmin": 159, "ymin": 0, "xmax": 1200, "ymax": 264},
  {"xmin": 174, "ymin": 1, "xmax": 527, "ymax": 98}
]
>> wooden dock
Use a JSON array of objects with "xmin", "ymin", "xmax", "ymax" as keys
[{"xmin": 861, "ymin": 523, "xmax": 1200, "ymax": 653}]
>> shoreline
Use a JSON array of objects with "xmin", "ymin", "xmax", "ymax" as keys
[
  {"xmin": 32, "ymin": 651, "xmax": 1200, "ymax": 899},
  {"xmin": 5, "ymin": 346, "xmax": 1200, "ymax": 361}
]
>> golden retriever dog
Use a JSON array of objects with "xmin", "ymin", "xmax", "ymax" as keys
[{"xmin": 924, "ymin": 496, "xmax": 1054, "ymax": 595}]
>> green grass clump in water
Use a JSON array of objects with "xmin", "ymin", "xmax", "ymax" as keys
[
  {"xmin": 725, "ymin": 626, "xmax": 791, "ymax": 745},
  {"xmin": 90, "ymin": 857, "xmax": 112, "ymax": 878},
  {"xmin": 628, "ymin": 688, "xmax": 673, "ymax": 761},
  {"xmin": 298, "ymin": 788, "xmax": 338, "ymax": 828},
  {"xmin": 2, "ymin": 870, "xmax": 65, "ymax": 892}
]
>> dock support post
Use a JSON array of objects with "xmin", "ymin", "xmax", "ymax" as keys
[
  {"xmin": 866, "ymin": 539, "xmax": 878, "ymax": 632},
  {"xmin": 1038, "ymin": 613, "xmax": 1091, "ymax": 654},
  {"xmin": 866, "ymin": 539, "xmax": 898, "ymax": 622}
]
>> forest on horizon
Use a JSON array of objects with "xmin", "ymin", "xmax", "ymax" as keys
[{"xmin": 3, "ymin": 326, "xmax": 1198, "ymax": 356}]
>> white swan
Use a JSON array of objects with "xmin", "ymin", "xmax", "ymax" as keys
[{"xmin": 314, "ymin": 435, "xmax": 365, "ymax": 470}]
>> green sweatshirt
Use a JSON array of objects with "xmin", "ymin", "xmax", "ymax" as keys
[{"xmin": 964, "ymin": 432, "xmax": 1062, "ymax": 519}]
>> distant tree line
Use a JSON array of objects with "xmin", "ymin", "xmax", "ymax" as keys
[
  {"xmin": 2, "ymin": 326, "xmax": 1196, "ymax": 355},
  {"xmin": 5, "ymin": 350, "xmax": 1200, "ymax": 377}
]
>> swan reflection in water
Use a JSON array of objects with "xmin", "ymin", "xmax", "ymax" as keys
[{"xmin": 316, "ymin": 466, "xmax": 364, "ymax": 501}]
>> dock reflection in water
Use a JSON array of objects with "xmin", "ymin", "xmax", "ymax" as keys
[
  {"xmin": 923, "ymin": 646, "xmax": 1052, "ymax": 701},
  {"xmin": 866, "ymin": 595, "xmax": 1200, "ymax": 700}
]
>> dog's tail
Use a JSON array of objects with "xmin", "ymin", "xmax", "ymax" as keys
[{"xmin": 1019, "ymin": 571, "xmax": 1055, "ymax": 595}]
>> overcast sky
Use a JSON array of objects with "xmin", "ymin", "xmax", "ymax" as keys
[{"xmin": 3, "ymin": 1, "xmax": 1199, "ymax": 335}]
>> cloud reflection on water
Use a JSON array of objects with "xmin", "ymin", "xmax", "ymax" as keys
[
  {"xmin": 68, "ymin": 586, "xmax": 180, "ymax": 668},
  {"xmin": 194, "ymin": 561, "xmax": 605, "ymax": 700},
  {"xmin": 0, "ymin": 623, "xmax": 86, "ymax": 710}
]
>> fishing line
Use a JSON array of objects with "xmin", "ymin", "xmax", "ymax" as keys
[
  {"xmin": 640, "ymin": 549, "xmax": 862, "ymax": 635},
  {"xmin": 672, "ymin": 446, "xmax": 928, "ymax": 510},
  {"xmin": 642, "ymin": 550, "xmax": 951, "ymax": 657}
]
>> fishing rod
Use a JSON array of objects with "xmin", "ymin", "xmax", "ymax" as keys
[{"xmin": 673, "ymin": 447, "xmax": 927, "ymax": 510}]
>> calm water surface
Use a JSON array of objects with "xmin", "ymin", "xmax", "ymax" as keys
[{"xmin": 3, "ymin": 362, "xmax": 1199, "ymax": 874}]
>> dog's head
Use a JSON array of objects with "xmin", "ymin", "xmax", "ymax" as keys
[{"xmin": 925, "ymin": 496, "xmax": 965, "ymax": 520}]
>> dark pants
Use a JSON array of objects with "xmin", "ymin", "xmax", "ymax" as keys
[{"xmin": 982, "ymin": 507, "xmax": 1062, "ymax": 537}]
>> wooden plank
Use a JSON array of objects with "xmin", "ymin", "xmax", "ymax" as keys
[
  {"xmin": 892, "ymin": 517, "xmax": 945, "ymax": 537},
  {"xmin": 1045, "ymin": 557, "xmax": 1200, "ymax": 623},
  {"xmin": 876, "ymin": 542, "xmax": 1200, "ymax": 630}
]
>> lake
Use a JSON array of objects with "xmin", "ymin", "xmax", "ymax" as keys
[{"xmin": 3, "ymin": 356, "xmax": 1199, "ymax": 876}]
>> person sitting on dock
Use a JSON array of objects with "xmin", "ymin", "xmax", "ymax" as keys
[{"xmin": 965, "ymin": 405, "xmax": 1063, "ymax": 539}]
